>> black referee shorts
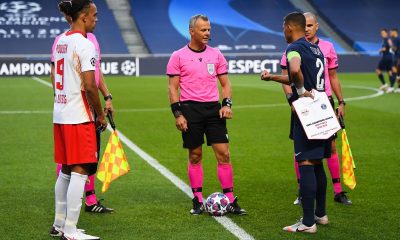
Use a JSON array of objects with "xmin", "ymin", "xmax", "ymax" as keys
[{"xmin": 180, "ymin": 101, "xmax": 229, "ymax": 149}]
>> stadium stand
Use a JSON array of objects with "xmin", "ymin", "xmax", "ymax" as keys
[
  {"xmin": 309, "ymin": 0, "xmax": 400, "ymax": 54},
  {"xmin": 0, "ymin": 0, "xmax": 128, "ymax": 54},
  {"xmin": 131, "ymin": 0, "xmax": 340, "ymax": 54}
]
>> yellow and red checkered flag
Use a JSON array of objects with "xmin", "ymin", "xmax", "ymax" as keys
[
  {"xmin": 97, "ymin": 113, "xmax": 130, "ymax": 192},
  {"xmin": 339, "ymin": 113, "xmax": 356, "ymax": 190}
]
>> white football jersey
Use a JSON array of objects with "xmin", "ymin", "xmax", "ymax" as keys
[{"xmin": 53, "ymin": 31, "xmax": 97, "ymax": 124}]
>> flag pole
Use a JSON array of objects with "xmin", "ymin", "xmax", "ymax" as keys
[{"xmin": 107, "ymin": 111, "xmax": 116, "ymax": 131}]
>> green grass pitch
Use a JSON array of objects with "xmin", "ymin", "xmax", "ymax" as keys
[{"xmin": 0, "ymin": 73, "xmax": 398, "ymax": 239}]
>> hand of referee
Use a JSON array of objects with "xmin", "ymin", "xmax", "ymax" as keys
[
  {"xmin": 175, "ymin": 115, "xmax": 188, "ymax": 132},
  {"xmin": 219, "ymin": 106, "xmax": 232, "ymax": 119},
  {"xmin": 104, "ymin": 100, "xmax": 115, "ymax": 118},
  {"xmin": 337, "ymin": 104, "xmax": 345, "ymax": 118}
]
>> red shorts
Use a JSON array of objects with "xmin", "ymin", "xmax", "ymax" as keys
[{"xmin": 54, "ymin": 122, "xmax": 98, "ymax": 166}]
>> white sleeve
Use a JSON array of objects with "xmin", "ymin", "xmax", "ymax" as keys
[{"xmin": 79, "ymin": 41, "xmax": 96, "ymax": 72}]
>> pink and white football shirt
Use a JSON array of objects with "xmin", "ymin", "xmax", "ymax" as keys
[
  {"xmin": 166, "ymin": 45, "xmax": 228, "ymax": 102},
  {"xmin": 53, "ymin": 31, "xmax": 96, "ymax": 124},
  {"xmin": 280, "ymin": 38, "xmax": 339, "ymax": 96}
]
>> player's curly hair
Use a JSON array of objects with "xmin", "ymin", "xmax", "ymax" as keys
[{"xmin": 58, "ymin": 0, "xmax": 93, "ymax": 22}]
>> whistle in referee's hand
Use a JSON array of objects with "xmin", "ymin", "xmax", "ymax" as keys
[{"xmin": 336, "ymin": 108, "xmax": 345, "ymax": 129}]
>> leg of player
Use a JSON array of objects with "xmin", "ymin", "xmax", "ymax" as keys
[
  {"xmin": 84, "ymin": 175, "xmax": 114, "ymax": 213},
  {"xmin": 376, "ymin": 69, "xmax": 388, "ymax": 91},
  {"xmin": 284, "ymin": 160, "xmax": 319, "ymax": 233},
  {"xmin": 85, "ymin": 127, "xmax": 114, "ymax": 214},
  {"xmin": 396, "ymin": 59, "xmax": 400, "ymax": 92},
  {"xmin": 212, "ymin": 143, "xmax": 246, "ymax": 215},
  {"xmin": 387, "ymin": 71, "xmax": 396, "ymax": 93},
  {"xmin": 62, "ymin": 165, "xmax": 99, "ymax": 240},
  {"xmin": 314, "ymin": 161, "xmax": 329, "ymax": 225},
  {"xmin": 328, "ymin": 140, "xmax": 352, "ymax": 205},
  {"xmin": 293, "ymin": 155, "xmax": 301, "ymax": 205},
  {"xmin": 188, "ymin": 146, "xmax": 205, "ymax": 215},
  {"xmin": 50, "ymin": 164, "xmax": 71, "ymax": 237},
  {"xmin": 56, "ymin": 163, "xmax": 62, "ymax": 176},
  {"xmin": 51, "ymin": 164, "xmax": 87, "ymax": 237}
]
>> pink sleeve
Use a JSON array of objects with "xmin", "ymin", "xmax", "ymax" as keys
[
  {"xmin": 166, "ymin": 51, "xmax": 180, "ymax": 75},
  {"xmin": 327, "ymin": 43, "xmax": 338, "ymax": 69},
  {"xmin": 51, "ymin": 35, "xmax": 61, "ymax": 63},
  {"xmin": 216, "ymin": 50, "xmax": 228, "ymax": 75},
  {"xmin": 87, "ymin": 33, "xmax": 101, "ymax": 61},
  {"xmin": 280, "ymin": 52, "xmax": 287, "ymax": 69}
]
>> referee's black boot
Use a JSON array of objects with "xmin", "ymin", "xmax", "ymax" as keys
[
  {"xmin": 228, "ymin": 197, "xmax": 247, "ymax": 215},
  {"xmin": 334, "ymin": 192, "xmax": 352, "ymax": 205},
  {"xmin": 190, "ymin": 196, "xmax": 204, "ymax": 215}
]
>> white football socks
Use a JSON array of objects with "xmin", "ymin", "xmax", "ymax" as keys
[
  {"xmin": 63, "ymin": 172, "xmax": 88, "ymax": 235},
  {"xmin": 53, "ymin": 172, "xmax": 70, "ymax": 229}
]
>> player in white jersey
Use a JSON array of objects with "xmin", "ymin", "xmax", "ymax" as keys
[
  {"xmin": 50, "ymin": 12, "xmax": 114, "ymax": 219},
  {"xmin": 50, "ymin": 1, "xmax": 105, "ymax": 239}
]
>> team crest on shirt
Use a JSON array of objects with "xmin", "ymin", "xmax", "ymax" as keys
[
  {"xmin": 90, "ymin": 57, "xmax": 96, "ymax": 66},
  {"xmin": 321, "ymin": 104, "xmax": 327, "ymax": 110},
  {"xmin": 207, "ymin": 63, "xmax": 215, "ymax": 75}
]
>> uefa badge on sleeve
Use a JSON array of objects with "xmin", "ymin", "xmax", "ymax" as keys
[
  {"xmin": 207, "ymin": 63, "xmax": 215, "ymax": 75},
  {"xmin": 90, "ymin": 57, "xmax": 96, "ymax": 66}
]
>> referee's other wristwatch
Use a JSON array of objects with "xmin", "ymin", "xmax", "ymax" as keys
[
  {"xmin": 338, "ymin": 100, "xmax": 346, "ymax": 106},
  {"xmin": 104, "ymin": 94, "xmax": 112, "ymax": 101}
]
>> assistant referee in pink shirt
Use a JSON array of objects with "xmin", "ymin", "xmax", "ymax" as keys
[{"xmin": 167, "ymin": 14, "xmax": 246, "ymax": 216}]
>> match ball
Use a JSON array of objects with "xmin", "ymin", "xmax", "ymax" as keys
[{"xmin": 205, "ymin": 192, "xmax": 230, "ymax": 216}]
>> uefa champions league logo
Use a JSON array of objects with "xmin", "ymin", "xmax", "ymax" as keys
[
  {"xmin": 0, "ymin": 1, "xmax": 42, "ymax": 14},
  {"xmin": 120, "ymin": 60, "xmax": 136, "ymax": 76},
  {"xmin": 321, "ymin": 104, "xmax": 327, "ymax": 110}
]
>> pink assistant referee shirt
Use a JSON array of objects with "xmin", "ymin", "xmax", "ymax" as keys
[
  {"xmin": 280, "ymin": 38, "xmax": 339, "ymax": 96},
  {"xmin": 166, "ymin": 45, "xmax": 228, "ymax": 102}
]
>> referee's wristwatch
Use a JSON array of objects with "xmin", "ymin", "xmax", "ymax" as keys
[
  {"xmin": 104, "ymin": 94, "xmax": 112, "ymax": 101},
  {"xmin": 338, "ymin": 100, "xmax": 346, "ymax": 106}
]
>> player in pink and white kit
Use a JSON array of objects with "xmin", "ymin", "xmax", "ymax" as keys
[
  {"xmin": 50, "ymin": 1, "xmax": 106, "ymax": 239},
  {"xmin": 50, "ymin": 8, "xmax": 114, "ymax": 218},
  {"xmin": 167, "ymin": 14, "xmax": 246, "ymax": 215},
  {"xmin": 279, "ymin": 12, "xmax": 352, "ymax": 205}
]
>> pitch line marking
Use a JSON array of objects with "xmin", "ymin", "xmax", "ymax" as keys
[
  {"xmin": 31, "ymin": 77, "xmax": 255, "ymax": 240},
  {"xmin": 1, "ymin": 85, "xmax": 385, "ymax": 115}
]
